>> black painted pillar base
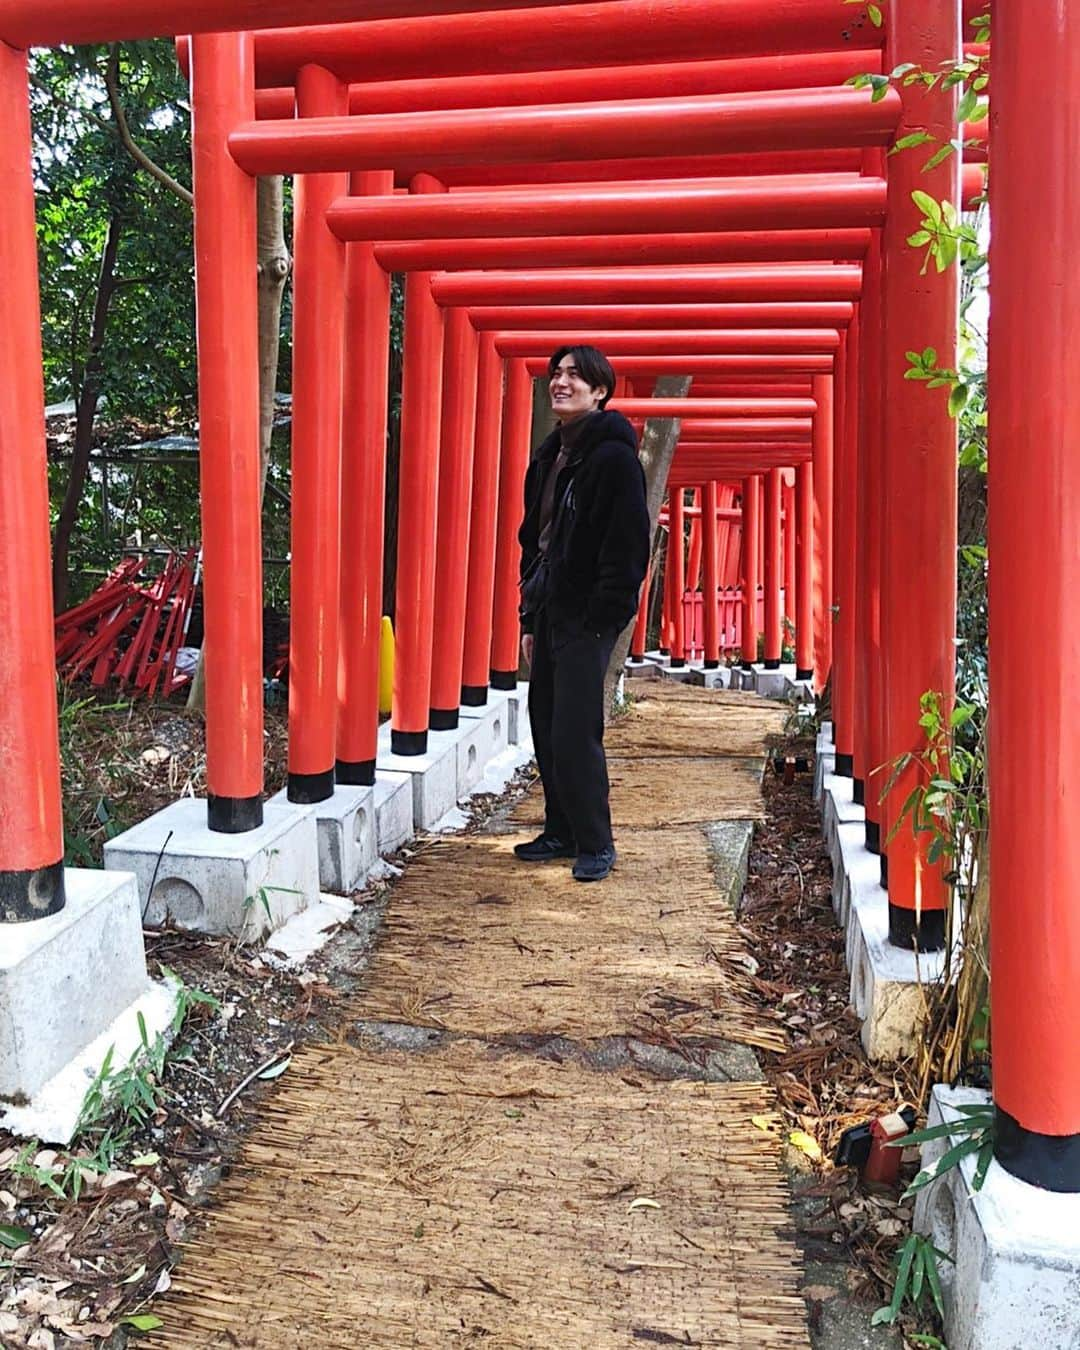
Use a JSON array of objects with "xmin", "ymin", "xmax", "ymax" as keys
[
  {"xmin": 704, "ymin": 659, "xmax": 720, "ymax": 670},
  {"xmin": 0, "ymin": 859, "xmax": 65, "ymax": 923},
  {"xmin": 429, "ymin": 707, "xmax": 459, "ymax": 732},
  {"xmin": 795, "ymin": 667, "xmax": 813, "ymax": 681},
  {"xmin": 336, "ymin": 758, "xmax": 376, "ymax": 788},
  {"xmin": 490, "ymin": 669, "xmax": 517, "ymax": 692},
  {"xmin": 853, "ymin": 776, "xmax": 865, "ymax": 806},
  {"xmin": 669, "ymin": 656, "xmax": 686, "ymax": 669},
  {"xmin": 287, "ymin": 769, "xmax": 335, "ymax": 805},
  {"xmin": 391, "ymin": 728, "xmax": 428, "ymax": 756},
  {"xmin": 835, "ymin": 752, "xmax": 854, "ymax": 778},
  {"xmin": 659, "ymin": 647, "xmax": 670, "ymax": 657},
  {"xmin": 865, "ymin": 818, "xmax": 881, "ymax": 855},
  {"xmin": 208, "ymin": 794, "xmax": 263, "ymax": 833},
  {"xmin": 740, "ymin": 660, "xmax": 754, "ymax": 672},
  {"xmin": 461, "ymin": 684, "xmax": 488, "ymax": 707},
  {"xmin": 888, "ymin": 901, "xmax": 946, "ymax": 953},
  {"xmin": 880, "ymin": 853, "xmax": 889, "ymax": 889},
  {"xmin": 764, "ymin": 658, "xmax": 781, "ymax": 670},
  {"xmin": 995, "ymin": 1106, "xmax": 1080, "ymax": 1193}
]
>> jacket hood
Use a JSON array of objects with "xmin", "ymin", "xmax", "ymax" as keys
[{"xmin": 534, "ymin": 408, "xmax": 638, "ymax": 463}]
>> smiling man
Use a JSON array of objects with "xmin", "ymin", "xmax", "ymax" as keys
[{"xmin": 516, "ymin": 345, "xmax": 650, "ymax": 882}]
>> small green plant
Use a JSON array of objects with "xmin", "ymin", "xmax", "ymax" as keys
[
  {"xmin": 11, "ymin": 973, "xmax": 219, "ymax": 1203},
  {"xmin": 892, "ymin": 1101, "xmax": 996, "ymax": 1199},
  {"xmin": 872, "ymin": 1231, "xmax": 952, "ymax": 1328}
]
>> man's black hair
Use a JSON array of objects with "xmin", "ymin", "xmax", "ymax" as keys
[{"xmin": 548, "ymin": 344, "xmax": 617, "ymax": 409}]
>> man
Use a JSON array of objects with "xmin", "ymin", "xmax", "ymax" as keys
[{"xmin": 516, "ymin": 345, "xmax": 650, "ymax": 882}]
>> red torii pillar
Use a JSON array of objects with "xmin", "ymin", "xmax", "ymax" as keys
[
  {"xmin": 337, "ymin": 169, "xmax": 392, "ymax": 787},
  {"xmin": 191, "ymin": 32, "xmax": 265, "ymax": 832},
  {"xmin": 794, "ymin": 454, "xmax": 815, "ymax": 682},
  {"xmin": 429, "ymin": 305, "xmax": 479, "ymax": 730},
  {"xmin": 783, "ymin": 473, "xmax": 796, "ymax": 644},
  {"xmin": 879, "ymin": 0, "xmax": 959, "ymax": 948},
  {"xmin": 0, "ymin": 41, "xmax": 66, "ymax": 915},
  {"xmin": 811, "ymin": 371, "xmax": 834, "ymax": 693},
  {"xmin": 460, "ymin": 331, "xmax": 504, "ymax": 706},
  {"xmin": 740, "ymin": 475, "xmax": 761, "ymax": 668},
  {"xmin": 702, "ymin": 481, "xmax": 721, "ymax": 668},
  {"xmin": 391, "ymin": 172, "xmax": 446, "ymax": 754},
  {"xmin": 763, "ymin": 466, "xmax": 783, "ymax": 667},
  {"xmin": 989, "ymin": 0, "xmax": 1080, "ymax": 1191},
  {"xmin": 669, "ymin": 488, "xmax": 687, "ymax": 668},
  {"xmin": 832, "ymin": 310, "xmax": 860, "ymax": 779},
  {"xmin": 855, "ymin": 187, "xmax": 885, "ymax": 848},
  {"xmin": 287, "ymin": 64, "xmax": 347, "ymax": 802},
  {"xmin": 490, "ymin": 357, "xmax": 531, "ymax": 689}
]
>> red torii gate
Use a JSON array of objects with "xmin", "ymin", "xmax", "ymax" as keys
[{"xmin": 0, "ymin": 0, "xmax": 1075, "ymax": 1225}]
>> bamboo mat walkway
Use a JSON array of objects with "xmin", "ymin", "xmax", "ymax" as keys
[{"xmin": 156, "ymin": 682, "xmax": 809, "ymax": 1348}]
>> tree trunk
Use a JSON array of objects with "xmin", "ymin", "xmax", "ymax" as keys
[
  {"xmin": 52, "ymin": 214, "xmax": 124, "ymax": 613},
  {"xmin": 604, "ymin": 375, "xmax": 693, "ymax": 713},
  {"xmin": 188, "ymin": 175, "xmax": 291, "ymax": 712}
]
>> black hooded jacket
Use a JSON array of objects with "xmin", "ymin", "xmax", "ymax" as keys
[{"xmin": 518, "ymin": 409, "xmax": 650, "ymax": 637}]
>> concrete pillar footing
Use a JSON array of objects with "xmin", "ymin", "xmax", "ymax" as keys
[
  {"xmin": 915, "ymin": 1086, "xmax": 1080, "ymax": 1350},
  {"xmin": 0, "ymin": 868, "xmax": 176, "ymax": 1143},
  {"xmin": 104, "ymin": 798, "xmax": 319, "ymax": 939},
  {"xmin": 267, "ymin": 784, "xmax": 376, "ymax": 896}
]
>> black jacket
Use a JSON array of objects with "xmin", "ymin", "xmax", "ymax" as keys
[{"xmin": 518, "ymin": 410, "xmax": 650, "ymax": 636}]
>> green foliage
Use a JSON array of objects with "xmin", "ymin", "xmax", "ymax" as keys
[
  {"xmin": 872, "ymin": 1232, "xmax": 951, "ymax": 1328},
  {"xmin": 907, "ymin": 192, "xmax": 980, "ymax": 276},
  {"xmin": 10, "ymin": 970, "xmax": 220, "ymax": 1203},
  {"xmin": 31, "ymin": 42, "xmax": 196, "ymax": 418},
  {"xmin": 893, "ymin": 1102, "xmax": 996, "ymax": 1200}
]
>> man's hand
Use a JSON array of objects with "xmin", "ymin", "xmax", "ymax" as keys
[{"xmin": 521, "ymin": 633, "xmax": 534, "ymax": 670}]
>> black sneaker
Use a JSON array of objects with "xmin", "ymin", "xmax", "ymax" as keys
[
  {"xmin": 572, "ymin": 846, "xmax": 617, "ymax": 882},
  {"xmin": 513, "ymin": 833, "xmax": 577, "ymax": 862}
]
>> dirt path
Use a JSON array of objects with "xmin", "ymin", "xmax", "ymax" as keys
[{"xmin": 154, "ymin": 686, "xmax": 810, "ymax": 1348}]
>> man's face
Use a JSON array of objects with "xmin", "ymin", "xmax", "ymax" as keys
[{"xmin": 549, "ymin": 355, "xmax": 606, "ymax": 422}]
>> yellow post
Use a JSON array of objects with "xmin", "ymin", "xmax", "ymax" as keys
[{"xmin": 378, "ymin": 615, "xmax": 395, "ymax": 716}]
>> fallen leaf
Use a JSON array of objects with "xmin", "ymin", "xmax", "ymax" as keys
[
  {"xmin": 120, "ymin": 1313, "xmax": 164, "ymax": 1331},
  {"xmin": 121, "ymin": 1264, "xmax": 147, "ymax": 1285},
  {"xmin": 258, "ymin": 1056, "xmax": 291, "ymax": 1081},
  {"xmin": 788, "ymin": 1130, "xmax": 823, "ymax": 1162},
  {"xmin": 802, "ymin": 1284, "xmax": 839, "ymax": 1301},
  {"xmin": 626, "ymin": 1198, "xmax": 661, "ymax": 1213},
  {"xmin": 154, "ymin": 1268, "xmax": 173, "ymax": 1295},
  {"xmin": 129, "ymin": 1153, "xmax": 160, "ymax": 1168},
  {"xmin": 0, "ymin": 1223, "xmax": 32, "ymax": 1250}
]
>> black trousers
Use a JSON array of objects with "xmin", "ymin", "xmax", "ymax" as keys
[{"xmin": 528, "ymin": 607, "xmax": 618, "ymax": 855}]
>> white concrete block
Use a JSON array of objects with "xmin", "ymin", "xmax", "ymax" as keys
[
  {"xmin": 459, "ymin": 687, "xmax": 511, "ymax": 720},
  {"xmin": 504, "ymin": 682, "xmax": 529, "ymax": 745},
  {"xmin": 624, "ymin": 658, "xmax": 662, "ymax": 680},
  {"xmin": 1, "ymin": 974, "xmax": 177, "ymax": 1146},
  {"xmin": 376, "ymin": 723, "xmax": 460, "ymax": 829},
  {"xmin": 845, "ymin": 858, "xmax": 945, "ymax": 1060},
  {"xmin": 814, "ymin": 723, "xmax": 837, "ymax": 802},
  {"xmin": 105, "ymin": 798, "xmax": 318, "ymax": 940},
  {"xmin": 372, "ymin": 771, "xmax": 413, "ymax": 854},
  {"xmin": 752, "ymin": 668, "xmax": 789, "ymax": 700},
  {"xmin": 822, "ymin": 774, "xmax": 866, "ymax": 878},
  {"xmin": 267, "ymin": 785, "xmax": 376, "ymax": 896},
  {"xmin": 658, "ymin": 664, "xmax": 697, "ymax": 683},
  {"xmin": 454, "ymin": 703, "xmax": 509, "ymax": 797},
  {"xmin": 915, "ymin": 1086, "xmax": 1080, "ymax": 1350},
  {"xmin": 0, "ymin": 869, "xmax": 151, "ymax": 1107}
]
